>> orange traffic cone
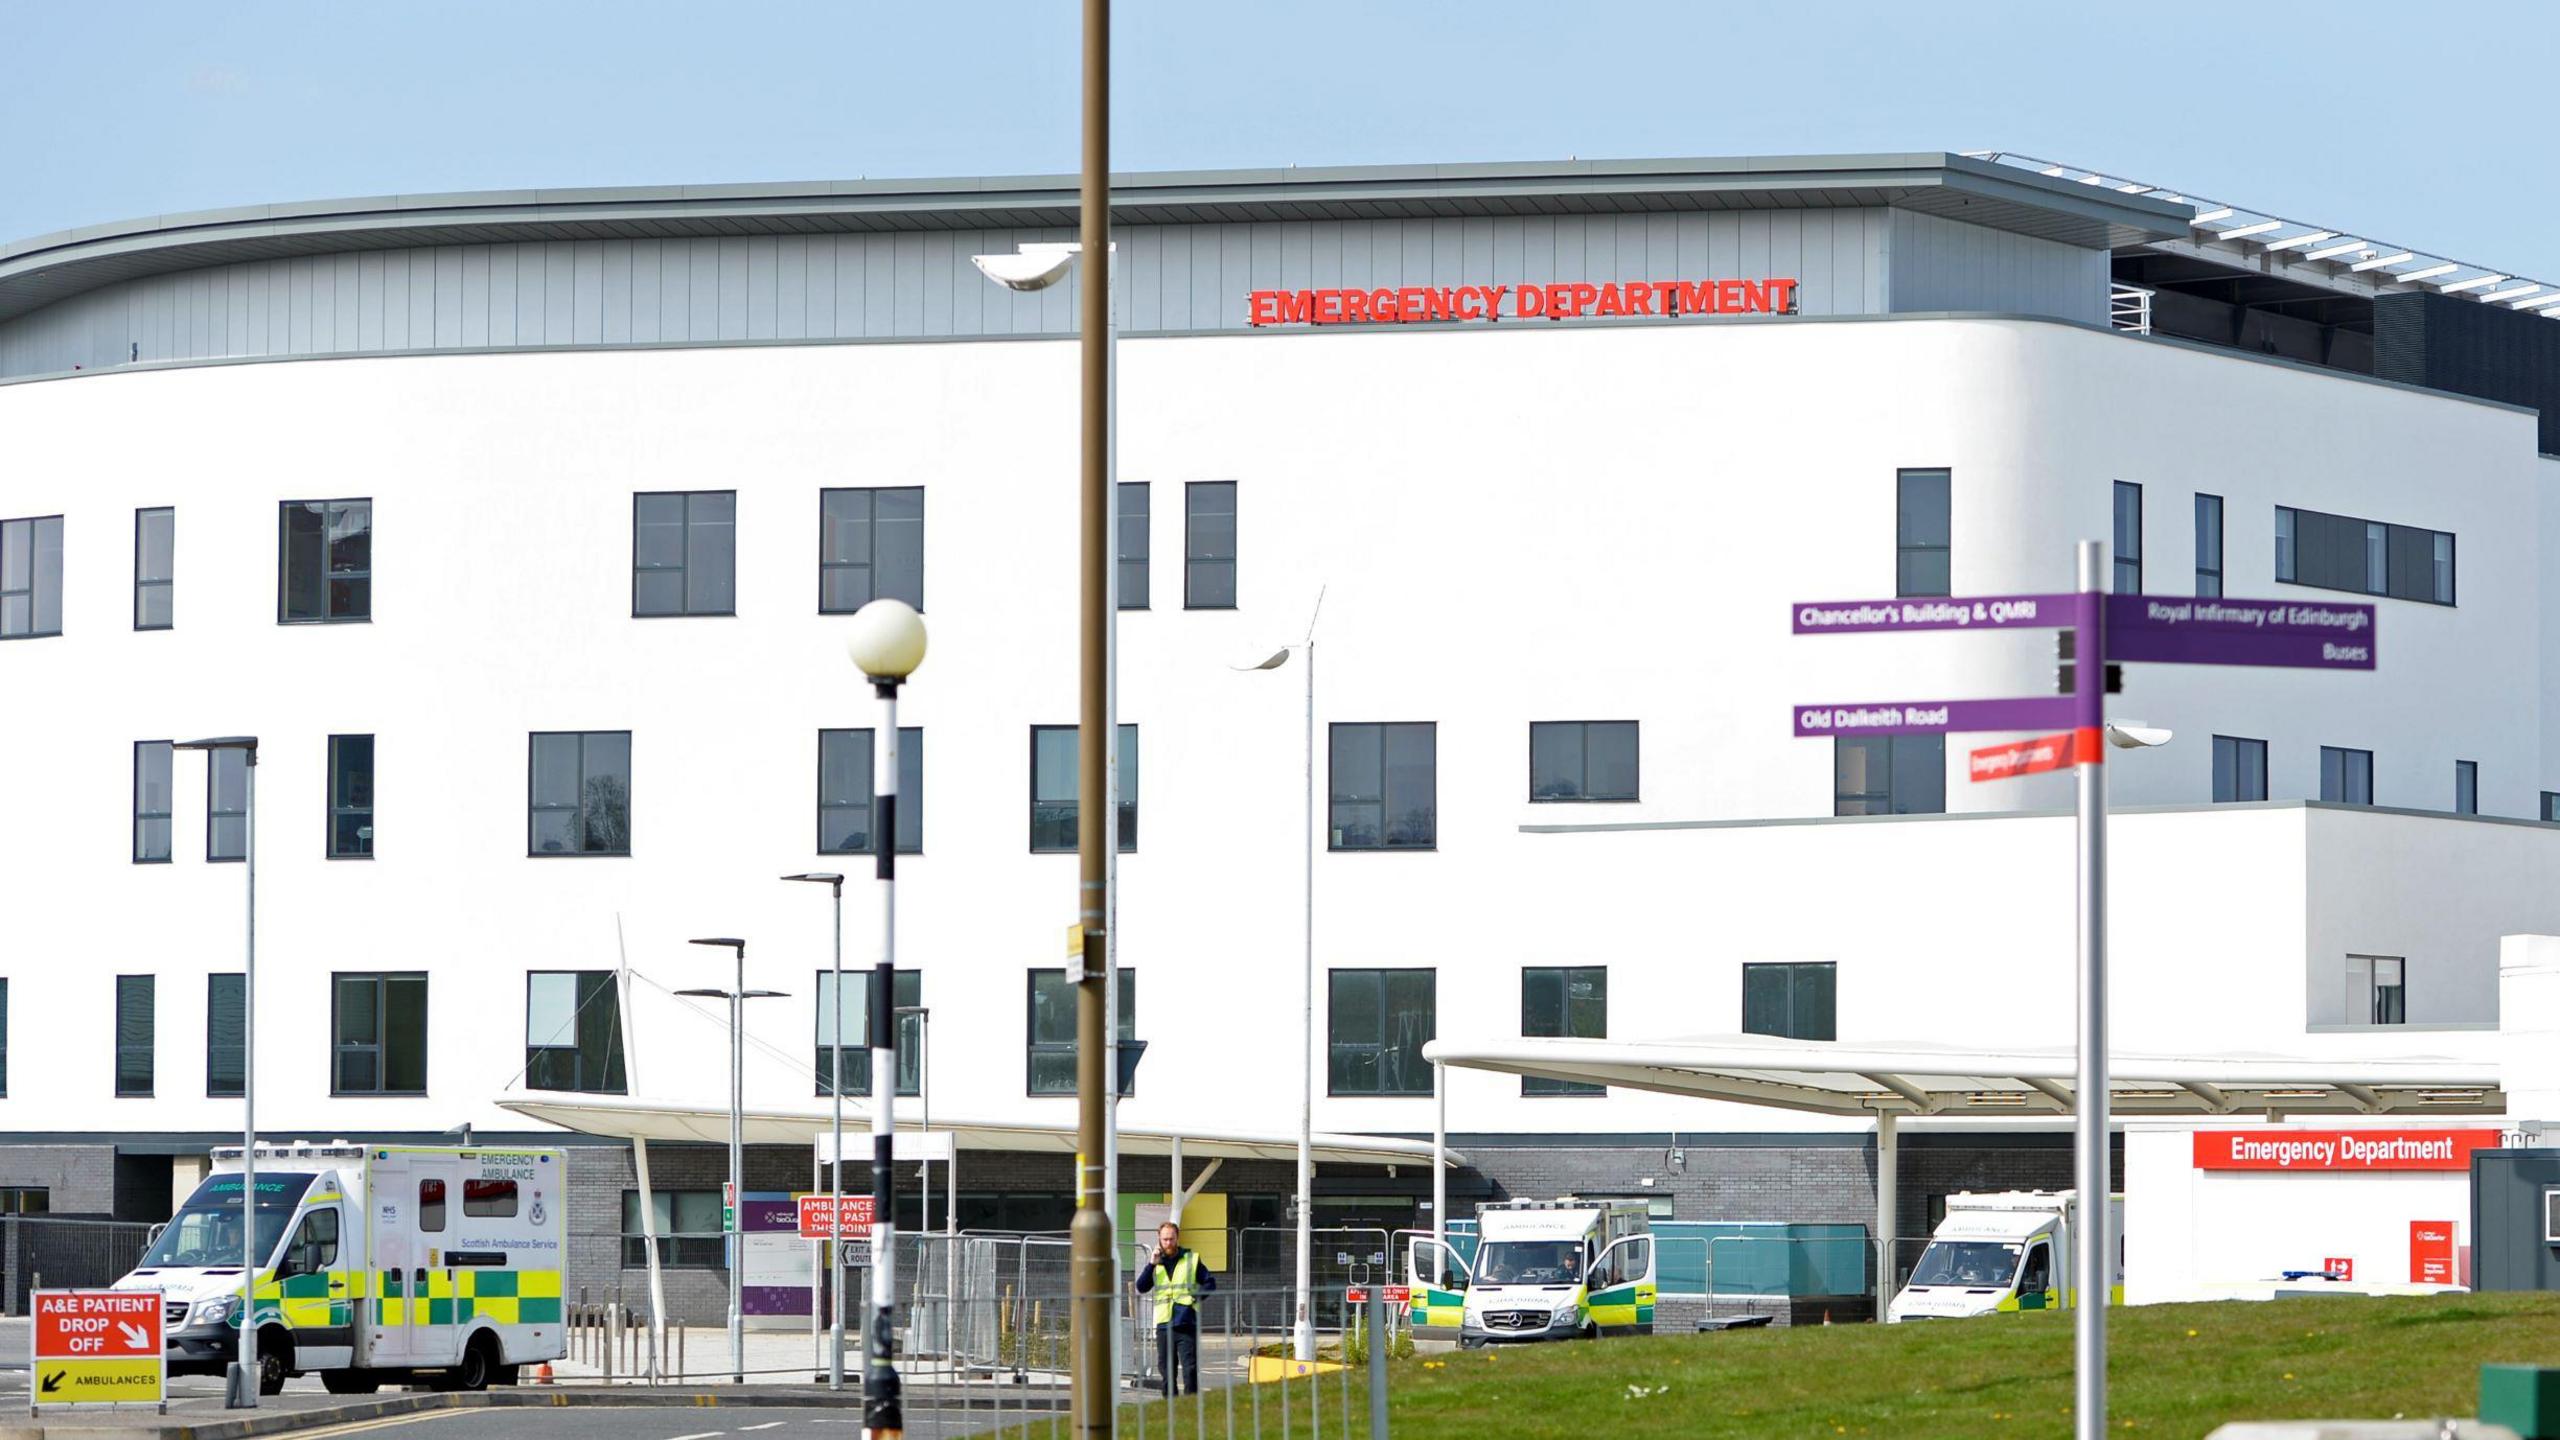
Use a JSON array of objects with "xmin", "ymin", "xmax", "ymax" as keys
[
  {"xmin": 1821, "ymin": 1309, "xmax": 1832, "ymax": 1326},
  {"xmin": 533, "ymin": 1362, "xmax": 555, "ymax": 1384}
]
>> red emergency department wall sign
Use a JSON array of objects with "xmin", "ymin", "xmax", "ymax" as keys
[
  {"xmin": 1248, "ymin": 277, "xmax": 1799, "ymax": 327},
  {"xmin": 2190, "ymin": 1128, "xmax": 2500, "ymax": 1172}
]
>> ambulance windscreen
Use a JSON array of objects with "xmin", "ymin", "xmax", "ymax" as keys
[
  {"xmin": 1907, "ymin": 1240, "xmax": 2022, "ymax": 1288},
  {"xmin": 140, "ymin": 1172, "xmax": 317, "ymax": 1270}
]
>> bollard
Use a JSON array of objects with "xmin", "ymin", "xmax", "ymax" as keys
[{"xmin": 603, "ymin": 1305, "xmax": 617, "ymax": 1385}]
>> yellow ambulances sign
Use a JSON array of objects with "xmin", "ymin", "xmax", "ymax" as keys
[{"xmin": 33, "ymin": 1289, "xmax": 165, "ymax": 1408}]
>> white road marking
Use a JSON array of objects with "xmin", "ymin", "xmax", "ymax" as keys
[
  {"xmin": 739, "ymin": 1425, "xmax": 789, "ymax": 1433},
  {"xmin": 666, "ymin": 1431, "xmax": 727, "ymax": 1440}
]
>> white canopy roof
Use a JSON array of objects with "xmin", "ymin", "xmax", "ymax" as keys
[
  {"xmin": 1421, "ymin": 1035, "xmax": 2503, "ymax": 1119},
  {"xmin": 496, "ymin": 1094, "xmax": 1461, "ymax": 1167}
]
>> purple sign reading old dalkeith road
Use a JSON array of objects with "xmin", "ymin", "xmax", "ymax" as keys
[
  {"xmin": 1792, "ymin": 593, "xmax": 2077, "ymax": 635},
  {"xmin": 1793, "ymin": 695, "xmax": 2080, "ymax": 738},
  {"xmin": 2103, "ymin": 594, "xmax": 2376, "ymax": 670}
]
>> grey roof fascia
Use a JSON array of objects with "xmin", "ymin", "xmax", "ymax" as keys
[{"xmin": 0, "ymin": 152, "xmax": 2192, "ymax": 325}]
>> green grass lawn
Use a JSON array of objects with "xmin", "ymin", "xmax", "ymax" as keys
[{"xmin": 1107, "ymin": 1293, "xmax": 2560, "ymax": 1440}]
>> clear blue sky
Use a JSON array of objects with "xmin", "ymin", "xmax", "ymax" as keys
[{"xmin": 7, "ymin": 1, "xmax": 2553, "ymax": 278}]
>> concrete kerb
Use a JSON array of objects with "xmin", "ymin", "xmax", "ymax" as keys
[{"xmin": 0, "ymin": 1384, "xmax": 1072, "ymax": 1440}]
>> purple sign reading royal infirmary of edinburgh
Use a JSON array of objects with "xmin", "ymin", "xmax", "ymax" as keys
[
  {"xmin": 1793, "ymin": 695, "xmax": 2080, "ymax": 739},
  {"xmin": 1792, "ymin": 593, "xmax": 2077, "ymax": 635},
  {"xmin": 2103, "ymin": 594, "xmax": 2377, "ymax": 670}
]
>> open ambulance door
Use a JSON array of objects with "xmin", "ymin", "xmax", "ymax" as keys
[
  {"xmin": 1403, "ymin": 1235, "xmax": 1469, "ymax": 1332},
  {"xmin": 1590, "ymin": 1234, "xmax": 1657, "ymax": 1335}
]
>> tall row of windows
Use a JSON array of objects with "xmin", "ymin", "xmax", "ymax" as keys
[
  {"xmin": 4, "ymin": 482, "xmax": 1241, "ymax": 638},
  {"xmin": 2213, "ymin": 736, "xmax": 2485, "ymax": 814},
  {"xmin": 134, "ymin": 737, "xmax": 371, "ymax": 863}
]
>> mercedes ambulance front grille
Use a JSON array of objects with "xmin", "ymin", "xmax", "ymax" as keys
[
  {"xmin": 164, "ymin": 1300, "xmax": 188, "ymax": 1329},
  {"xmin": 1486, "ymin": 1310, "xmax": 1549, "ymax": 1332}
]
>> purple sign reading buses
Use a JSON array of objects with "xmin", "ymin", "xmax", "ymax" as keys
[{"xmin": 2102, "ymin": 595, "xmax": 2376, "ymax": 669}]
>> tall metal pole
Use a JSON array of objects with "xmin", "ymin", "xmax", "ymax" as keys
[
  {"xmin": 1294, "ymin": 633, "xmax": 1315, "ymax": 1361},
  {"xmin": 869, "ymin": 686, "xmax": 907, "ymax": 1437},
  {"xmin": 2072, "ymin": 538, "xmax": 2109, "ymax": 1440},
  {"xmin": 1068, "ymin": 0, "xmax": 1115, "ymax": 1433},
  {"xmin": 830, "ymin": 878, "xmax": 846, "ymax": 1392},
  {"xmin": 231, "ymin": 745, "xmax": 260, "ymax": 1409},
  {"xmin": 1102, "ymin": 242, "xmax": 1125, "ymax": 1397},
  {"xmin": 730, "ymin": 950, "xmax": 745, "ymax": 1386}
]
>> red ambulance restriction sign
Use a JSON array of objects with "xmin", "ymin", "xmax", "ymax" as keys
[{"xmin": 32, "ymin": 1289, "xmax": 164, "ymax": 1408}]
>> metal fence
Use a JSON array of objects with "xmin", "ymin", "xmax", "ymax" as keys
[{"xmin": 0, "ymin": 1215, "xmax": 155, "ymax": 1314}]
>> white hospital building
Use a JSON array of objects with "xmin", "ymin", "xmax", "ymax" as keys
[{"xmin": 4, "ymin": 150, "xmax": 2558, "ymax": 1317}]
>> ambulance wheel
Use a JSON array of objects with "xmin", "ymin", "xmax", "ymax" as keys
[
  {"xmin": 257, "ymin": 1333, "xmax": 292, "ymax": 1395},
  {"xmin": 445, "ymin": 1334, "xmax": 498, "ymax": 1392},
  {"xmin": 322, "ymin": 1370, "xmax": 381, "ymax": 1395}
]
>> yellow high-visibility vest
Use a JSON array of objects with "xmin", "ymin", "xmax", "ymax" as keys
[{"xmin": 1150, "ymin": 1250, "xmax": 1203, "ymax": 1325}]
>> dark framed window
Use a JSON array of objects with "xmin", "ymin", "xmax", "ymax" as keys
[
  {"xmin": 207, "ymin": 974, "xmax": 244, "ymax": 1098},
  {"xmin": 2274, "ymin": 505, "xmax": 2455, "ymax": 605},
  {"xmin": 525, "ymin": 971, "xmax": 627, "ymax": 1094},
  {"xmin": 333, "ymin": 972, "xmax": 428, "ymax": 1095},
  {"xmin": 208, "ymin": 747, "xmax": 249, "ymax": 863},
  {"xmin": 819, "ymin": 486, "xmax": 924, "ymax": 613},
  {"xmin": 328, "ymin": 734, "xmax": 375, "ymax": 859},
  {"xmin": 1118, "ymin": 482, "xmax": 1150, "ymax": 610},
  {"xmin": 1027, "ymin": 969, "xmax": 1134, "ymax": 1096},
  {"xmin": 633, "ymin": 491, "xmax": 737, "ymax": 617},
  {"xmin": 2544, "ymin": 792, "xmax": 2560, "ymax": 824},
  {"xmin": 1330, "ymin": 722, "xmax": 1436, "ymax": 850},
  {"xmin": 1, "ymin": 515, "xmax": 64, "ymax": 639},
  {"xmin": 2350, "ymin": 955, "xmax": 2406, "ymax": 1026},
  {"xmin": 1895, "ymin": 469, "xmax": 1950, "ymax": 597},
  {"xmin": 1520, "ymin": 967, "xmax": 1605, "ymax": 1096},
  {"xmin": 2212, "ymin": 736, "xmax": 2269, "ymax": 804},
  {"xmin": 2320, "ymin": 746, "xmax": 2375, "ymax": 806},
  {"xmin": 1742, "ymin": 962, "xmax": 1836, "ymax": 1041},
  {"xmin": 818, "ymin": 728, "xmax": 923, "ymax": 855},
  {"xmin": 2194, "ymin": 493, "xmax": 2223, "ymax": 598},
  {"xmin": 278, "ymin": 499, "xmax": 370, "ymax": 623},
  {"xmin": 1530, "ymin": 722, "xmax": 1638, "ymax": 803},
  {"xmin": 1328, "ymin": 969, "xmax": 1435, "ymax": 1096},
  {"xmin": 1184, "ymin": 481, "xmax": 1237, "ymax": 609},
  {"xmin": 818, "ymin": 969, "xmax": 921, "ymax": 1097},
  {"xmin": 1834, "ymin": 735, "xmax": 1944, "ymax": 816},
  {"xmin": 134, "ymin": 507, "xmax": 174, "ymax": 630},
  {"xmin": 0, "ymin": 1187, "xmax": 44, "ymax": 1215},
  {"xmin": 133, "ymin": 741, "xmax": 173, "ymax": 864},
  {"xmin": 2455, "ymin": 760, "xmax": 2479, "ymax": 816},
  {"xmin": 1029, "ymin": 725, "xmax": 1137, "ymax": 853},
  {"xmin": 115, "ymin": 974, "xmax": 154, "ymax": 1097},
  {"xmin": 529, "ymin": 731, "xmax": 632, "ymax": 856},
  {"xmin": 622, "ymin": 1190, "xmax": 726, "ymax": 1269},
  {"xmin": 2112, "ymin": 481, "xmax": 2143, "ymax": 592}
]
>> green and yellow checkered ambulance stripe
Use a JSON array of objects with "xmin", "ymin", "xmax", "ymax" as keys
[
  {"xmin": 1587, "ymin": 1280, "xmax": 1655, "ymax": 1331},
  {"xmin": 1406, "ymin": 1286, "xmax": 1466, "ymax": 1329},
  {"xmin": 374, "ymin": 1269, "xmax": 564, "ymax": 1327}
]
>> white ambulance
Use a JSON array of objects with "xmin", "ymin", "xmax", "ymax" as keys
[
  {"xmin": 1887, "ymin": 1189, "xmax": 2123, "ymax": 1322},
  {"xmin": 116, "ymin": 1143, "xmax": 568, "ymax": 1394},
  {"xmin": 1405, "ymin": 1198, "xmax": 1656, "ymax": 1346}
]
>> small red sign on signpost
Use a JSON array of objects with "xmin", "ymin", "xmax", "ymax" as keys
[
  {"xmin": 796, "ymin": 1194, "xmax": 879, "ymax": 1240},
  {"xmin": 2321, "ymin": 1256, "xmax": 2354, "ymax": 1281},
  {"xmin": 1344, "ymin": 1285, "xmax": 1410, "ymax": 1305},
  {"xmin": 1969, "ymin": 730, "xmax": 2083, "ymax": 783}
]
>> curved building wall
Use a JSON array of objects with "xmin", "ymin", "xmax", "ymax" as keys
[{"xmin": 0, "ymin": 315, "xmax": 2543, "ymax": 1146}]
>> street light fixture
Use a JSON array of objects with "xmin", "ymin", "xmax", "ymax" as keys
[
  {"xmin": 782, "ymin": 872, "xmax": 848, "ymax": 1391},
  {"xmin": 174, "ymin": 736, "xmax": 262, "ymax": 1408},
  {"xmin": 844, "ymin": 597, "xmax": 926, "ymax": 1438},
  {"xmin": 1234, "ymin": 589, "xmax": 1323, "ymax": 1361},
  {"xmin": 679, "ymin": 937, "xmax": 778, "ymax": 1386}
]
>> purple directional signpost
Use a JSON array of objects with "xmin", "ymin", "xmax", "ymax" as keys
[{"xmin": 1791, "ymin": 552, "xmax": 2375, "ymax": 1440}]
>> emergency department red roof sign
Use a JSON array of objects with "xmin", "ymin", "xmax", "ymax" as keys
[
  {"xmin": 2191, "ymin": 1128, "xmax": 2499, "ymax": 1172},
  {"xmin": 1249, "ymin": 277, "xmax": 1798, "ymax": 327}
]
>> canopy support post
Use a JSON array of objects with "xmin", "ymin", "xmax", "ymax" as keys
[{"xmin": 1874, "ymin": 1110, "xmax": 1898, "ymax": 1319}]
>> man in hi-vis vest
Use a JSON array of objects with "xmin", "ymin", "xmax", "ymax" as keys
[{"xmin": 1134, "ymin": 1220, "xmax": 1219, "ymax": 1394}]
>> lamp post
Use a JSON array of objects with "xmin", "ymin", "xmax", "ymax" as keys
[
  {"xmin": 1238, "ymin": 588, "xmax": 1323, "ymax": 1361},
  {"xmin": 845, "ymin": 597, "xmax": 928, "ymax": 1439},
  {"xmin": 971, "ymin": 235, "xmax": 1128, "ymax": 1390},
  {"xmin": 176, "ymin": 736, "xmax": 259, "ymax": 1408},
  {"xmin": 972, "ymin": 70, "xmax": 1114, "ymax": 1417},
  {"xmin": 782, "ymin": 872, "xmax": 847, "ymax": 1391},
  {"xmin": 677, "ymin": 938, "xmax": 780, "ymax": 1386}
]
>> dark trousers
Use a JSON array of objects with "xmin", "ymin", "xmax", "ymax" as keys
[{"xmin": 1157, "ymin": 1317, "xmax": 1199, "ymax": 1395}]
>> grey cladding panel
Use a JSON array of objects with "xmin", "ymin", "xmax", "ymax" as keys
[{"xmin": 0, "ymin": 204, "xmax": 2110, "ymax": 378}]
